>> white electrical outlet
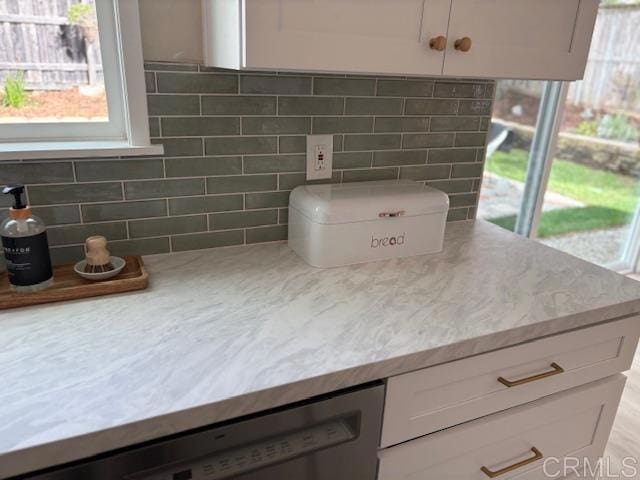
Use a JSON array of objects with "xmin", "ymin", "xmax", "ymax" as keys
[{"xmin": 306, "ymin": 134, "xmax": 333, "ymax": 180}]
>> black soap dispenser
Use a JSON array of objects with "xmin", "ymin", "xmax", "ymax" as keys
[{"xmin": 1, "ymin": 185, "xmax": 53, "ymax": 292}]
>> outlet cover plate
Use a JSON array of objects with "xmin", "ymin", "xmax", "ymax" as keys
[{"xmin": 306, "ymin": 134, "xmax": 333, "ymax": 180}]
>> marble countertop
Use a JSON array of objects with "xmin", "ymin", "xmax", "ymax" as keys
[{"xmin": 3, "ymin": 220, "xmax": 640, "ymax": 478}]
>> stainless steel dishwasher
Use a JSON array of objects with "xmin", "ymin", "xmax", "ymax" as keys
[{"xmin": 17, "ymin": 383, "xmax": 384, "ymax": 480}]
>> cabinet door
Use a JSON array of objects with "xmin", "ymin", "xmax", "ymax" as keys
[
  {"xmin": 243, "ymin": 0, "xmax": 451, "ymax": 76},
  {"xmin": 381, "ymin": 316, "xmax": 640, "ymax": 447},
  {"xmin": 378, "ymin": 375, "xmax": 625, "ymax": 480},
  {"xmin": 443, "ymin": 0, "xmax": 599, "ymax": 80}
]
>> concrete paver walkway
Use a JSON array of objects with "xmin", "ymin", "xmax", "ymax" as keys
[{"xmin": 478, "ymin": 172, "xmax": 629, "ymax": 267}]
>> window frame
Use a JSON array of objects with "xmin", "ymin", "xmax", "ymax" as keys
[
  {"xmin": 492, "ymin": 80, "xmax": 640, "ymax": 274},
  {"xmin": 0, "ymin": 0, "xmax": 162, "ymax": 160}
]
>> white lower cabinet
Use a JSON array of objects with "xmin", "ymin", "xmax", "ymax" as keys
[
  {"xmin": 378, "ymin": 374, "xmax": 626, "ymax": 480},
  {"xmin": 381, "ymin": 316, "xmax": 640, "ymax": 447}
]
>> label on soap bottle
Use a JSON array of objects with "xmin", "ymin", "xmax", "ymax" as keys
[{"xmin": 2, "ymin": 232, "xmax": 53, "ymax": 286}]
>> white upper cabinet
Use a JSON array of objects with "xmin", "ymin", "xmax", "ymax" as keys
[
  {"xmin": 202, "ymin": 0, "xmax": 599, "ymax": 80},
  {"xmin": 443, "ymin": 0, "xmax": 599, "ymax": 80},
  {"xmin": 243, "ymin": 0, "xmax": 451, "ymax": 76}
]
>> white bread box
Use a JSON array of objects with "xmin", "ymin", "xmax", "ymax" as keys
[{"xmin": 288, "ymin": 180, "xmax": 450, "ymax": 268}]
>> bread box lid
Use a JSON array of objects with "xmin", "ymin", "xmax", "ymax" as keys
[{"xmin": 289, "ymin": 180, "xmax": 450, "ymax": 225}]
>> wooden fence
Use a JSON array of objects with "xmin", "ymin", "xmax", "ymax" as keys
[{"xmin": 0, "ymin": 0, "xmax": 103, "ymax": 90}]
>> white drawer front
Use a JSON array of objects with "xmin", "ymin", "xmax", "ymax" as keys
[
  {"xmin": 378, "ymin": 374, "xmax": 625, "ymax": 480},
  {"xmin": 382, "ymin": 316, "xmax": 640, "ymax": 447}
]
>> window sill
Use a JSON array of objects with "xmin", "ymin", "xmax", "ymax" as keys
[{"xmin": 0, "ymin": 141, "xmax": 164, "ymax": 161}]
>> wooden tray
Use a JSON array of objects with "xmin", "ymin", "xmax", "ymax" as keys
[{"xmin": 0, "ymin": 255, "xmax": 148, "ymax": 310}]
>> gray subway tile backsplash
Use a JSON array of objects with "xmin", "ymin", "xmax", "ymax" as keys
[
  {"xmin": 32, "ymin": 205, "xmax": 81, "ymax": 226},
  {"xmin": 312, "ymin": 117, "xmax": 373, "ymax": 134},
  {"xmin": 161, "ymin": 117, "xmax": 240, "ymax": 137},
  {"xmin": 168, "ymin": 194, "xmax": 243, "ymax": 216},
  {"xmin": 402, "ymin": 133, "xmax": 454, "ymax": 149},
  {"xmin": 433, "ymin": 82, "xmax": 488, "ymax": 98},
  {"xmin": 377, "ymin": 79, "xmax": 434, "ymax": 97},
  {"xmin": 206, "ymin": 174, "xmax": 277, "ymax": 194},
  {"xmin": 427, "ymin": 179, "xmax": 475, "ymax": 194},
  {"xmin": 128, "ymin": 215, "xmax": 208, "ymax": 239},
  {"xmin": 165, "ymin": 156, "xmax": 242, "ymax": 177},
  {"xmin": 447, "ymin": 207, "xmax": 470, "ymax": 222},
  {"xmin": 400, "ymin": 164, "xmax": 452, "ymax": 181},
  {"xmin": 201, "ymin": 95, "xmax": 277, "ymax": 116},
  {"xmin": 405, "ymin": 98, "xmax": 459, "ymax": 116},
  {"xmin": 343, "ymin": 168, "xmax": 399, "ymax": 183},
  {"xmin": 2, "ymin": 162, "xmax": 74, "ymax": 184},
  {"xmin": 458, "ymin": 99, "xmax": 493, "ymax": 116},
  {"xmin": 48, "ymin": 245, "xmax": 85, "ymax": 265},
  {"xmin": 451, "ymin": 163, "xmax": 485, "ymax": 179},
  {"xmin": 211, "ymin": 210, "xmax": 279, "ymax": 231},
  {"xmin": 373, "ymin": 150, "xmax": 427, "ymax": 167},
  {"xmin": 278, "ymin": 96, "xmax": 345, "ymax": 115},
  {"xmin": 245, "ymin": 191, "xmax": 290, "ymax": 209},
  {"xmin": 0, "ymin": 63, "xmax": 493, "ymax": 262},
  {"xmin": 278, "ymin": 172, "xmax": 341, "ymax": 191},
  {"xmin": 124, "ymin": 178, "xmax": 205, "ymax": 200},
  {"xmin": 243, "ymin": 155, "xmax": 305, "ymax": 174},
  {"xmin": 246, "ymin": 225, "xmax": 288, "ymax": 244},
  {"xmin": 345, "ymin": 97, "xmax": 403, "ymax": 115},
  {"xmin": 204, "ymin": 136, "xmax": 278, "ymax": 156},
  {"xmin": 152, "ymin": 137, "xmax": 203, "ymax": 157},
  {"xmin": 428, "ymin": 148, "xmax": 477, "ymax": 164},
  {"xmin": 430, "ymin": 116, "xmax": 481, "ymax": 132},
  {"xmin": 145, "ymin": 71, "xmax": 156, "ymax": 93},
  {"xmin": 241, "ymin": 117, "xmax": 311, "ymax": 135},
  {"xmin": 75, "ymin": 159, "xmax": 164, "ymax": 182},
  {"xmin": 333, "ymin": 152, "xmax": 372, "ymax": 169},
  {"xmin": 171, "ymin": 229, "xmax": 244, "ymax": 252},
  {"xmin": 455, "ymin": 132, "xmax": 488, "ymax": 147},
  {"xmin": 343, "ymin": 134, "xmax": 401, "ymax": 151},
  {"xmin": 449, "ymin": 192, "xmax": 479, "ymax": 208},
  {"xmin": 109, "ymin": 237, "xmax": 171, "ymax": 256},
  {"xmin": 28, "ymin": 182, "xmax": 123, "ymax": 205},
  {"xmin": 148, "ymin": 117, "xmax": 161, "ymax": 138},
  {"xmin": 240, "ymin": 75, "xmax": 311, "ymax": 95},
  {"xmin": 374, "ymin": 117, "xmax": 430, "ymax": 133},
  {"xmin": 278, "ymin": 136, "xmax": 307, "ymax": 154},
  {"xmin": 147, "ymin": 95, "xmax": 200, "ymax": 116},
  {"xmin": 313, "ymin": 78, "xmax": 376, "ymax": 96},
  {"xmin": 48, "ymin": 222, "xmax": 127, "ymax": 247},
  {"xmin": 157, "ymin": 72, "xmax": 237, "ymax": 94},
  {"xmin": 81, "ymin": 200, "xmax": 168, "ymax": 222}
]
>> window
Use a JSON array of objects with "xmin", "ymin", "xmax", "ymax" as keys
[
  {"xmin": 0, "ymin": 0, "xmax": 162, "ymax": 159},
  {"xmin": 478, "ymin": 3, "xmax": 640, "ymax": 272}
]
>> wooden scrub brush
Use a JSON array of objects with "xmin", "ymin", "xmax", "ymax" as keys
[{"xmin": 83, "ymin": 236, "xmax": 115, "ymax": 273}]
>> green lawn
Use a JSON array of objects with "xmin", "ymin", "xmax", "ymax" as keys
[{"xmin": 484, "ymin": 149, "xmax": 638, "ymax": 238}]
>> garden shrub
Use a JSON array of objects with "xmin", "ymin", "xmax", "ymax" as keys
[{"xmin": 2, "ymin": 72, "xmax": 28, "ymax": 109}]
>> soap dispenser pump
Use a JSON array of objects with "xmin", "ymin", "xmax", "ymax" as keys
[{"xmin": 1, "ymin": 185, "xmax": 53, "ymax": 291}]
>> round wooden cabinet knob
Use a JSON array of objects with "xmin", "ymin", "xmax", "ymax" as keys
[
  {"xmin": 454, "ymin": 37, "xmax": 472, "ymax": 52},
  {"xmin": 429, "ymin": 35, "xmax": 447, "ymax": 52}
]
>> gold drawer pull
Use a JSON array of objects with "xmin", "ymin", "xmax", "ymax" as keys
[
  {"xmin": 498, "ymin": 362, "xmax": 564, "ymax": 387},
  {"xmin": 378, "ymin": 210, "xmax": 405, "ymax": 218},
  {"xmin": 481, "ymin": 447, "xmax": 543, "ymax": 478}
]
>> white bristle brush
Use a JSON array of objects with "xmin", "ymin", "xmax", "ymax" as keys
[{"xmin": 83, "ymin": 235, "xmax": 115, "ymax": 274}]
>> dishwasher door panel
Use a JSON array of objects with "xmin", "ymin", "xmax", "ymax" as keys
[{"xmin": 17, "ymin": 383, "xmax": 384, "ymax": 480}]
